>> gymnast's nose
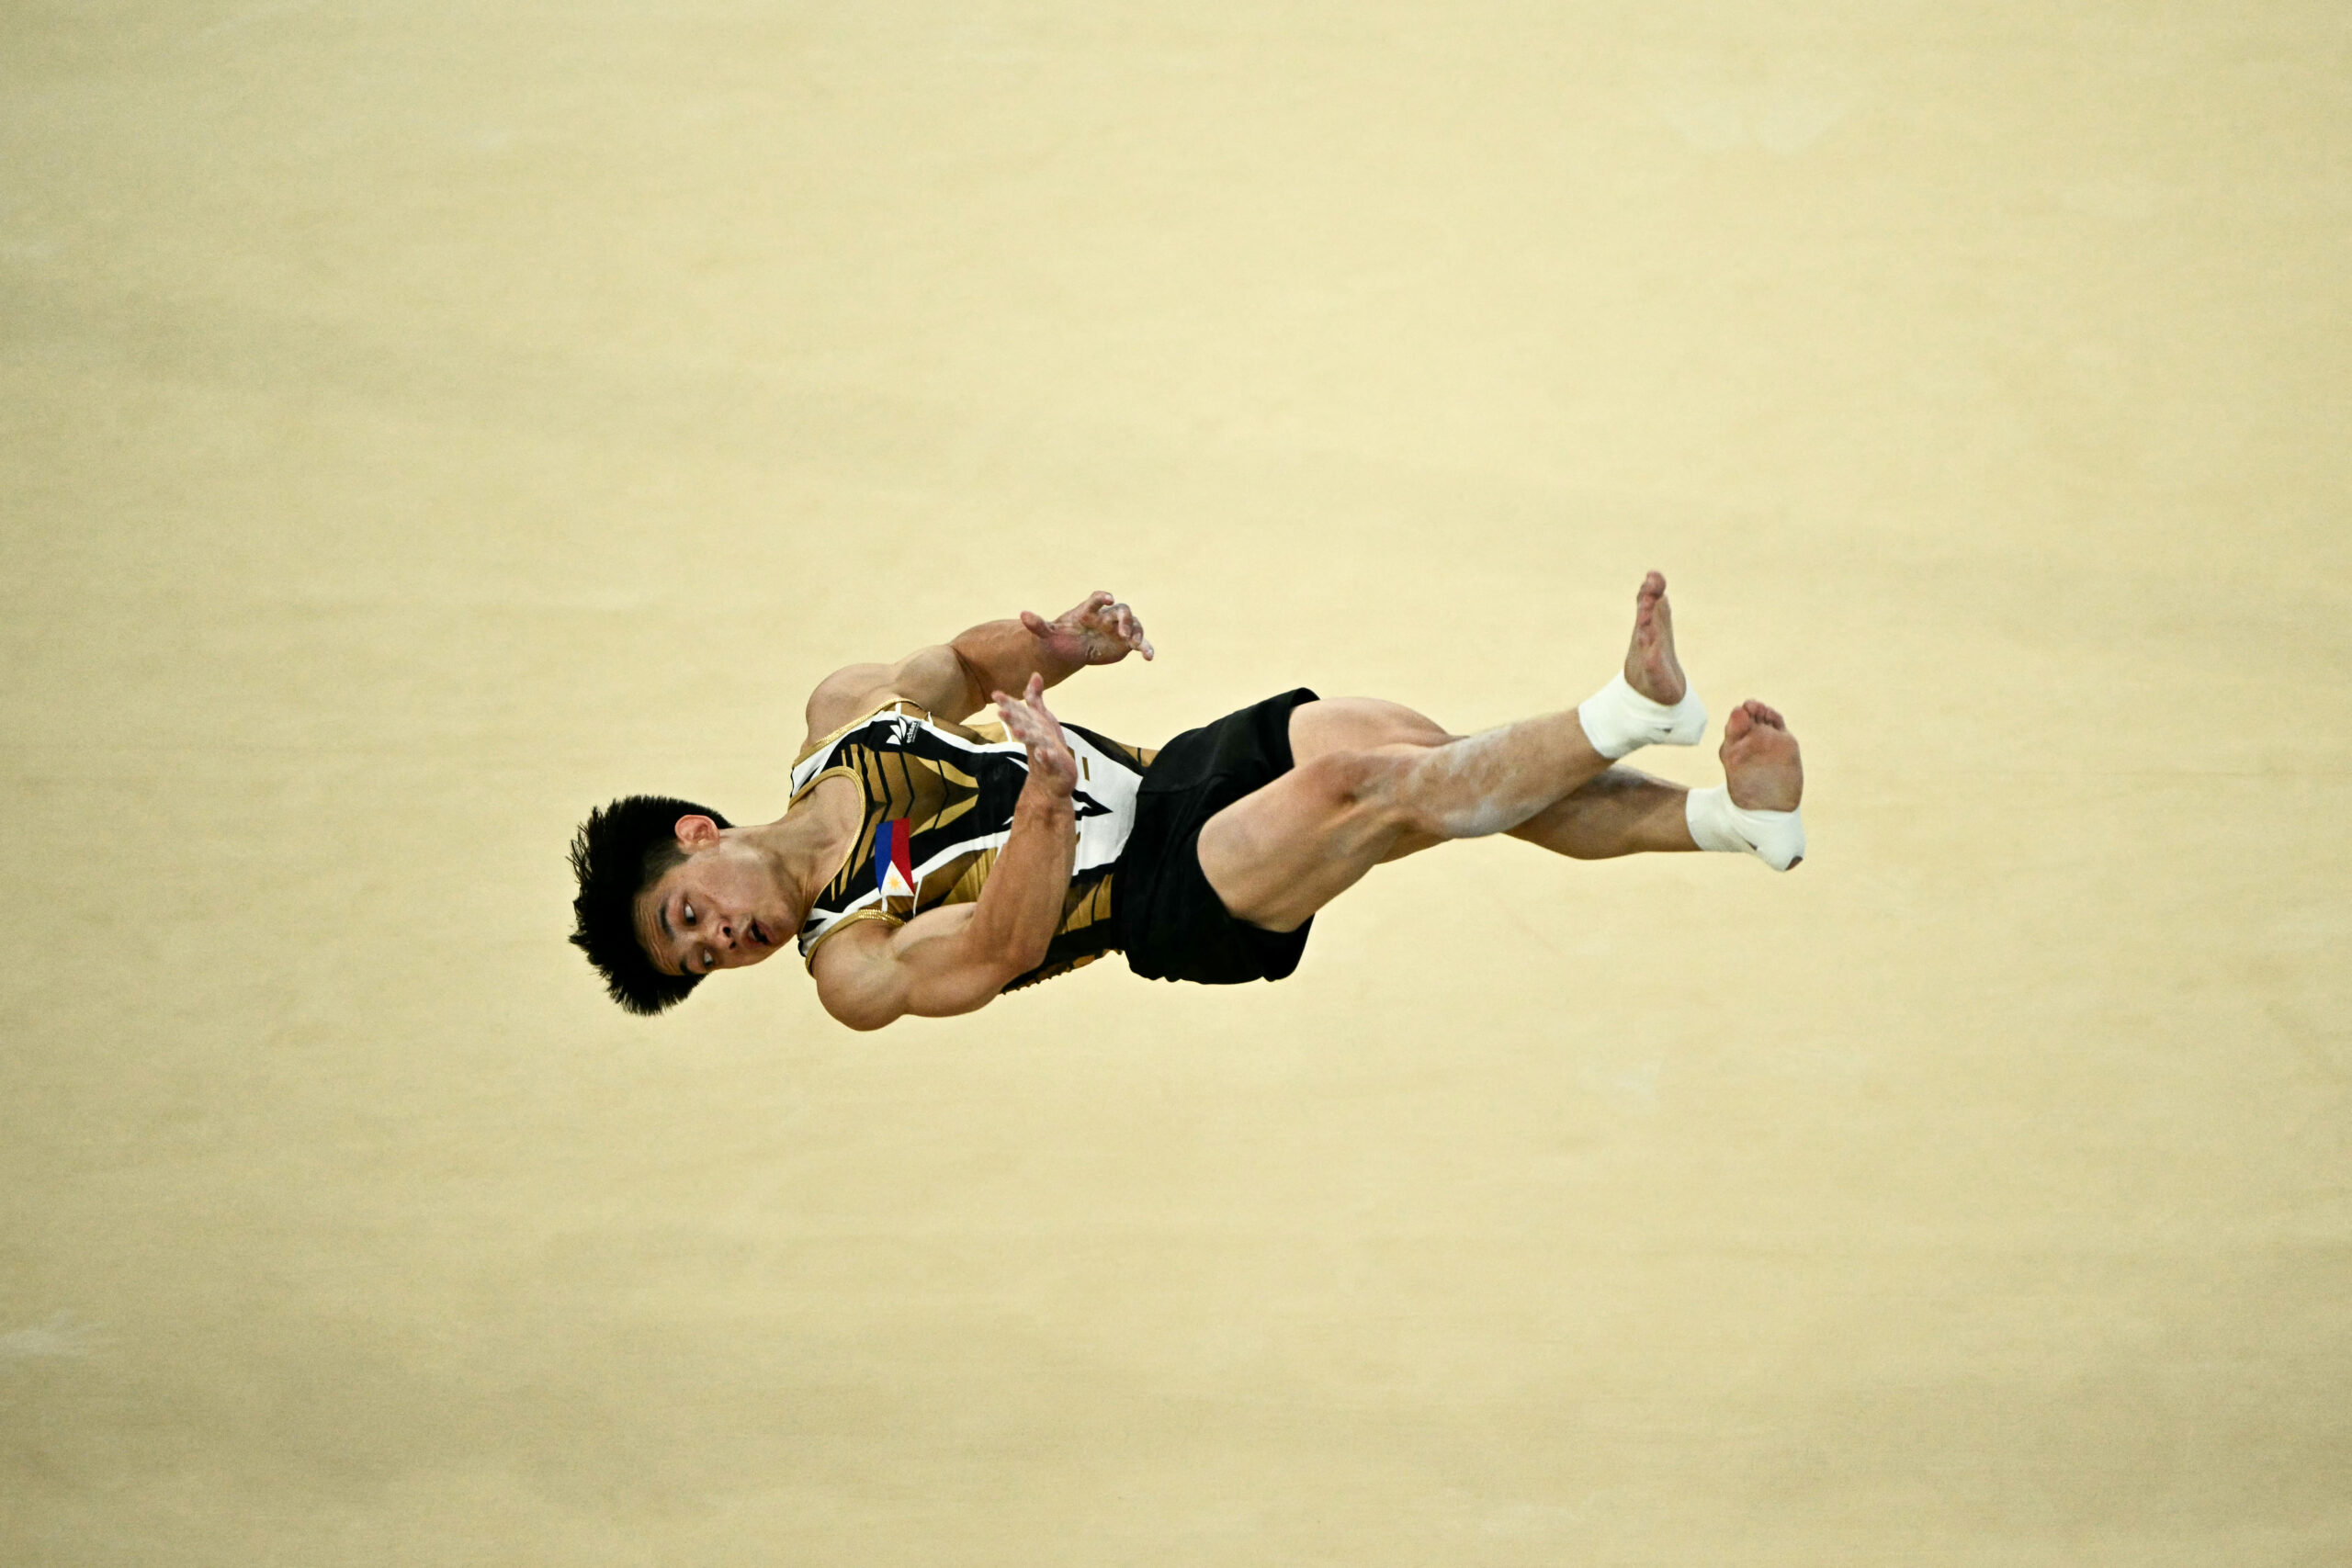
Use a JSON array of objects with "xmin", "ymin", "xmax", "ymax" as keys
[{"xmin": 714, "ymin": 913, "xmax": 769, "ymax": 960}]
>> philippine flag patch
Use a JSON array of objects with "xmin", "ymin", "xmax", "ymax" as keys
[{"xmin": 875, "ymin": 819, "xmax": 917, "ymax": 901}]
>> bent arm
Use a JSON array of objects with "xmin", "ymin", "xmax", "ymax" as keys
[
  {"xmin": 803, "ymin": 592, "xmax": 1152, "ymax": 739},
  {"xmin": 810, "ymin": 789, "xmax": 1077, "ymax": 1030},
  {"xmin": 802, "ymin": 623, "xmax": 1057, "ymax": 734},
  {"xmin": 811, "ymin": 672, "xmax": 1083, "ymax": 1031}
]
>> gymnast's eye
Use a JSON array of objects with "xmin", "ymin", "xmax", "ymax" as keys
[{"xmin": 682, "ymin": 902, "xmax": 695, "ymax": 926}]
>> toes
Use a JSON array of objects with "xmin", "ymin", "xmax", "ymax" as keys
[
  {"xmin": 1633, "ymin": 573, "xmax": 1663, "ymax": 617},
  {"xmin": 1727, "ymin": 700, "xmax": 1792, "ymax": 737},
  {"xmin": 1632, "ymin": 573, "xmax": 1673, "ymax": 647}
]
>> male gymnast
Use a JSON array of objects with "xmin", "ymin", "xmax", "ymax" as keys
[{"xmin": 568, "ymin": 573, "xmax": 1804, "ymax": 1029}]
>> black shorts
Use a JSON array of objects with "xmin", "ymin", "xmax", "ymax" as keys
[{"xmin": 1115, "ymin": 687, "xmax": 1321, "ymax": 986}]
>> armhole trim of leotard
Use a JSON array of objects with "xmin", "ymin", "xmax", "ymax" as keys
[
  {"xmin": 787, "ymin": 762, "xmax": 862, "ymax": 807},
  {"xmin": 800, "ymin": 907, "xmax": 904, "ymax": 969}
]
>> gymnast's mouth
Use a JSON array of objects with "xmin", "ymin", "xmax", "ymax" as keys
[{"xmin": 747, "ymin": 919, "xmax": 773, "ymax": 949}]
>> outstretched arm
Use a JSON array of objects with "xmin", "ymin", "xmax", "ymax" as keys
[
  {"xmin": 803, "ymin": 592, "xmax": 1153, "ymax": 740},
  {"xmin": 808, "ymin": 675, "xmax": 1080, "ymax": 1031}
]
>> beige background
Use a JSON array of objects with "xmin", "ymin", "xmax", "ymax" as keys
[{"xmin": 5, "ymin": 3, "xmax": 2348, "ymax": 1563}]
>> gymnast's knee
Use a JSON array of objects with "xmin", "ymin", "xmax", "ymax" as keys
[{"xmin": 1291, "ymin": 749, "xmax": 1422, "ymax": 834}]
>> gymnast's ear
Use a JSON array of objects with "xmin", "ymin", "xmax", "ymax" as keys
[{"xmin": 673, "ymin": 815, "xmax": 724, "ymax": 852}]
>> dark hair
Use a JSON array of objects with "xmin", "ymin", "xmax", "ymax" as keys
[{"xmin": 568, "ymin": 795, "xmax": 733, "ymax": 1015}]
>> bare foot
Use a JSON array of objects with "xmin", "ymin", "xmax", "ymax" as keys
[
  {"xmin": 1623, "ymin": 570, "xmax": 1688, "ymax": 705},
  {"xmin": 1721, "ymin": 700, "xmax": 1803, "ymax": 812}
]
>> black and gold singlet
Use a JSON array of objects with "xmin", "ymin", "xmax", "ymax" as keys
[{"xmin": 787, "ymin": 698, "xmax": 1159, "ymax": 991}]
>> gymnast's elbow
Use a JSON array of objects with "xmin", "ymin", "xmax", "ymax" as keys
[
  {"xmin": 818, "ymin": 987, "xmax": 903, "ymax": 1032},
  {"xmin": 960, "ymin": 908, "xmax": 1053, "ymax": 982},
  {"xmin": 1002, "ymin": 929, "xmax": 1055, "ymax": 977}
]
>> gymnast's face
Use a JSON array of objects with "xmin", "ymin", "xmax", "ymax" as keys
[{"xmin": 634, "ymin": 817, "xmax": 791, "ymax": 978}]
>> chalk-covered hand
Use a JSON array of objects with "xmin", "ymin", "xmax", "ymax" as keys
[
  {"xmin": 1022, "ymin": 591, "xmax": 1155, "ymax": 667},
  {"xmin": 992, "ymin": 674, "xmax": 1078, "ymax": 800}
]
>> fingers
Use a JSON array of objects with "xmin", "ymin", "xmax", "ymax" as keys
[
  {"xmin": 990, "ymin": 678, "xmax": 1063, "ymax": 745},
  {"xmin": 993, "ymin": 678, "xmax": 1046, "ymax": 708},
  {"xmin": 1092, "ymin": 597, "xmax": 1153, "ymax": 660},
  {"xmin": 991, "ymin": 678, "xmax": 1076, "ymax": 791},
  {"xmin": 1108, "ymin": 600, "xmax": 1154, "ymax": 660},
  {"xmin": 1040, "ymin": 589, "xmax": 1159, "ymax": 661}
]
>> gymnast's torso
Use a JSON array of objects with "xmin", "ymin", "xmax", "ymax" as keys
[{"xmin": 786, "ymin": 698, "xmax": 1159, "ymax": 990}]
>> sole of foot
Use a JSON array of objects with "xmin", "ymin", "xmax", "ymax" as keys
[
  {"xmin": 1623, "ymin": 570, "xmax": 1687, "ymax": 706},
  {"xmin": 1721, "ymin": 699, "xmax": 1803, "ymax": 812}
]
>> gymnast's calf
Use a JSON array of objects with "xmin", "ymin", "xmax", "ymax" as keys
[{"xmin": 567, "ymin": 575, "xmax": 1804, "ymax": 1029}]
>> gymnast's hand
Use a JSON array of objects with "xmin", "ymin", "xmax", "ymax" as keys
[
  {"xmin": 1022, "ymin": 591, "xmax": 1155, "ymax": 667},
  {"xmin": 992, "ymin": 674, "xmax": 1079, "ymax": 801}
]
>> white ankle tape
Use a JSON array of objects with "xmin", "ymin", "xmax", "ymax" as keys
[
  {"xmin": 1686, "ymin": 785, "xmax": 1805, "ymax": 871},
  {"xmin": 1576, "ymin": 671, "xmax": 1707, "ymax": 760}
]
